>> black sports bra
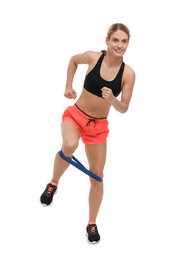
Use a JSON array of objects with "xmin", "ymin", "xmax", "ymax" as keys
[{"xmin": 83, "ymin": 52, "xmax": 125, "ymax": 98}]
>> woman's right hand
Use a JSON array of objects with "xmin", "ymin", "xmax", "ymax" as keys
[{"xmin": 64, "ymin": 87, "xmax": 77, "ymax": 99}]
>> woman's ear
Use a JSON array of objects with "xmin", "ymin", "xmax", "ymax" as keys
[{"xmin": 105, "ymin": 37, "xmax": 109, "ymax": 46}]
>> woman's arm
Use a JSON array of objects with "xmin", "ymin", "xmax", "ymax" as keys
[
  {"xmin": 64, "ymin": 51, "xmax": 96, "ymax": 99},
  {"xmin": 101, "ymin": 66, "xmax": 135, "ymax": 113}
]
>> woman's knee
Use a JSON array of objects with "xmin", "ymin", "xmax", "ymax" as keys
[
  {"xmin": 90, "ymin": 167, "xmax": 104, "ymax": 177},
  {"xmin": 90, "ymin": 177, "xmax": 104, "ymax": 187},
  {"xmin": 89, "ymin": 168, "xmax": 104, "ymax": 185},
  {"xmin": 62, "ymin": 141, "xmax": 79, "ymax": 157}
]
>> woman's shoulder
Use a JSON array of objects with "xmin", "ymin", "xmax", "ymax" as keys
[
  {"xmin": 78, "ymin": 50, "xmax": 103, "ymax": 64},
  {"xmin": 124, "ymin": 63, "xmax": 135, "ymax": 77},
  {"xmin": 122, "ymin": 63, "xmax": 136, "ymax": 86},
  {"xmin": 83, "ymin": 50, "xmax": 103, "ymax": 59}
]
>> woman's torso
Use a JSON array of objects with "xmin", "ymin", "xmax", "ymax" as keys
[
  {"xmin": 76, "ymin": 51, "xmax": 125, "ymax": 118},
  {"xmin": 76, "ymin": 88, "xmax": 111, "ymax": 118}
]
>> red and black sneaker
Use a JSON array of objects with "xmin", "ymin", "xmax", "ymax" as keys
[
  {"xmin": 86, "ymin": 224, "xmax": 100, "ymax": 244},
  {"xmin": 40, "ymin": 183, "xmax": 57, "ymax": 206}
]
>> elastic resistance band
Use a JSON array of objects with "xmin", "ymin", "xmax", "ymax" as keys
[{"xmin": 58, "ymin": 150, "xmax": 103, "ymax": 182}]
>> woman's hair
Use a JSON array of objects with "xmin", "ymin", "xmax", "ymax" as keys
[{"xmin": 107, "ymin": 23, "xmax": 130, "ymax": 40}]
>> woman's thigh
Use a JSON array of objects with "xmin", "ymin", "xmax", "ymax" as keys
[
  {"xmin": 61, "ymin": 120, "xmax": 80, "ymax": 151},
  {"xmin": 85, "ymin": 144, "xmax": 107, "ymax": 177}
]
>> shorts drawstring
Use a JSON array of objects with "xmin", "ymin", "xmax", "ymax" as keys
[{"xmin": 85, "ymin": 118, "xmax": 97, "ymax": 127}]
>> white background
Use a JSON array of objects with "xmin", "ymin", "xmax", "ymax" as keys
[{"xmin": 0, "ymin": 0, "xmax": 173, "ymax": 259}]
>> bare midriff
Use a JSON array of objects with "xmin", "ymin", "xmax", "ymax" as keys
[{"xmin": 75, "ymin": 88, "xmax": 111, "ymax": 118}]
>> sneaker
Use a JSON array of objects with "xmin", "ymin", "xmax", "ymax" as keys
[
  {"xmin": 40, "ymin": 183, "xmax": 57, "ymax": 206},
  {"xmin": 86, "ymin": 224, "xmax": 100, "ymax": 244}
]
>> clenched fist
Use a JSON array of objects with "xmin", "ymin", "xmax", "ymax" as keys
[
  {"xmin": 64, "ymin": 87, "xmax": 77, "ymax": 99},
  {"xmin": 101, "ymin": 87, "xmax": 114, "ymax": 103}
]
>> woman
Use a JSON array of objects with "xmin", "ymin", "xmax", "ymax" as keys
[{"xmin": 40, "ymin": 23, "xmax": 135, "ymax": 244}]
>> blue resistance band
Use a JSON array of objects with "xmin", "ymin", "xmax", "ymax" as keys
[{"xmin": 58, "ymin": 150, "xmax": 103, "ymax": 182}]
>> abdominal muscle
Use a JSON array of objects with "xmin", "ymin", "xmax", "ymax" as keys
[{"xmin": 75, "ymin": 88, "xmax": 111, "ymax": 118}]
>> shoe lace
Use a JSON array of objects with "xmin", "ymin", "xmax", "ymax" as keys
[
  {"xmin": 45, "ymin": 185, "xmax": 54, "ymax": 197},
  {"xmin": 89, "ymin": 224, "xmax": 97, "ymax": 234}
]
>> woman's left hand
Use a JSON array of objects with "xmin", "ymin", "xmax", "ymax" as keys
[{"xmin": 101, "ymin": 87, "xmax": 114, "ymax": 103}]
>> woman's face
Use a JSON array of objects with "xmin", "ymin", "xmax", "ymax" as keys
[{"xmin": 106, "ymin": 30, "xmax": 129, "ymax": 57}]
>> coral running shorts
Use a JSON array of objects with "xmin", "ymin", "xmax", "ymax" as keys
[{"xmin": 62, "ymin": 104, "xmax": 109, "ymax": 144}]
